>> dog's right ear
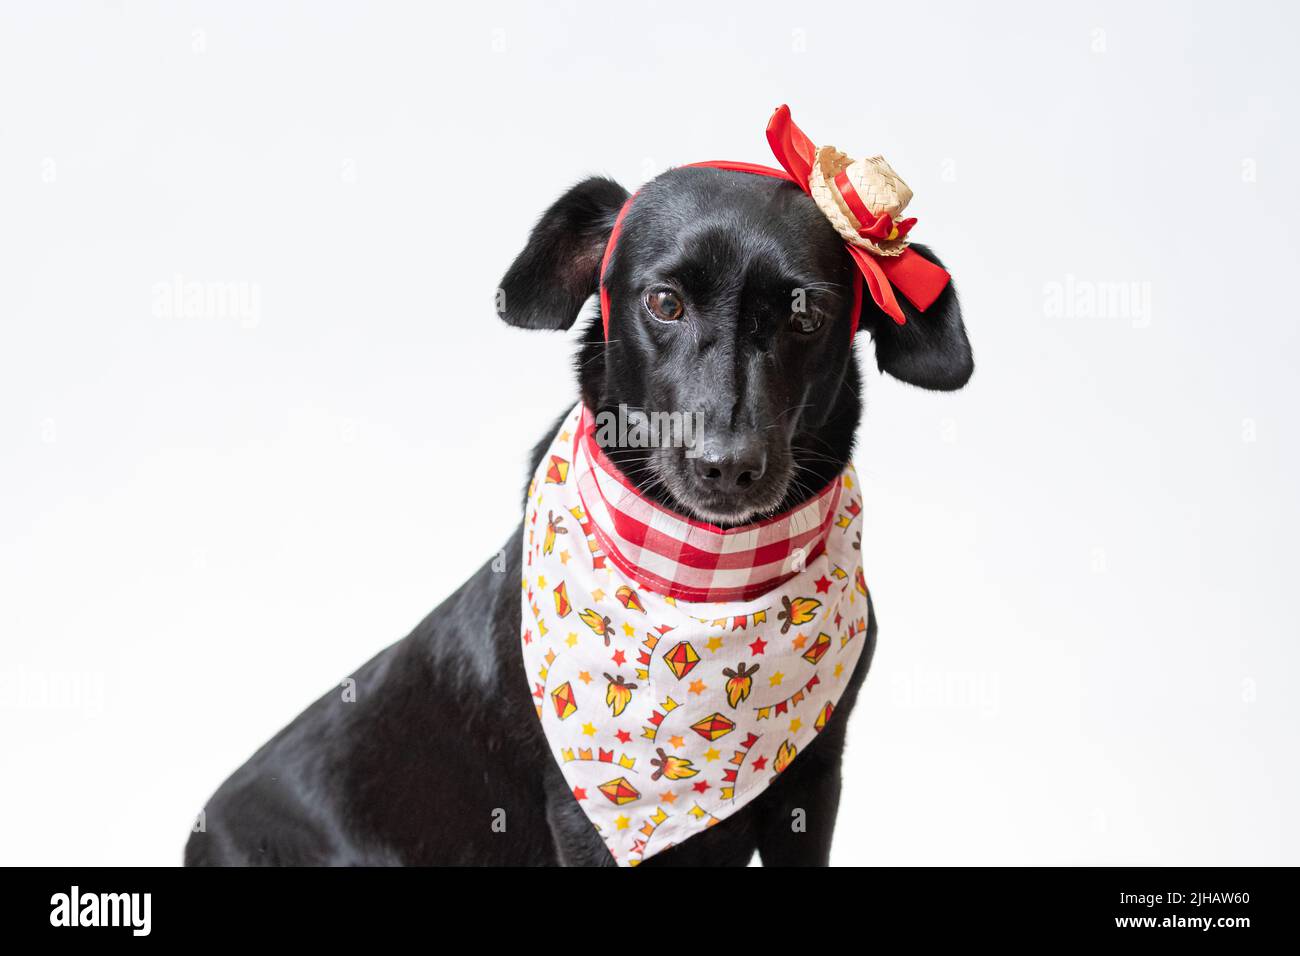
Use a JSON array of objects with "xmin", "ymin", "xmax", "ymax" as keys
[{"xmin": 496, "ymin": 177, "xmax": 630, "ymax": 330}]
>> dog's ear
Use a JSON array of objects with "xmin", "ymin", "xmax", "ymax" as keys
[
  {"xmin": 496, "ymin": 177, "xmax": 630, "ymax": 330},
  {"xmin": 861, "ymin": 243, "xmax": 974, "ymax": 391}
]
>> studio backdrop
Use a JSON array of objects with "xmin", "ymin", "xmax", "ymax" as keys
[{"xmin": 1, "ymin": 0, "xmax": 1296, "ymax": 865}]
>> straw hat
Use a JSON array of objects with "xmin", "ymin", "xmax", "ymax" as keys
[{"xmin": 808, "ymin": 146, "xmax": 915, "ymax": 257}]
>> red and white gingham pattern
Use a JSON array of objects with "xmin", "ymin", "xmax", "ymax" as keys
[{"xmin": 573, "ymin": 407, "xmax": 843, "ymax": 603}]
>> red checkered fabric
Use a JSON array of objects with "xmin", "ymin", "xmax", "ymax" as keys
[{"xmin": 572, "ymin": 407, "xmax": 843, "ymax": 603}]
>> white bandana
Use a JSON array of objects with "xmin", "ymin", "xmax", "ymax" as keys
[{"xmin": 521, "ymin": 404, "xmax": 869, "ymax": 865}]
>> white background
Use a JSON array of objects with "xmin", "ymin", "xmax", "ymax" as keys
[{"xmin": 2, "ymin": 1, "xmax": 1296, "ymax": 866}]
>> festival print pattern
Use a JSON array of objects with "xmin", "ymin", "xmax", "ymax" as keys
[{"xmin": 521, "ymin": 405, "xmax": 868, "ymax": 865}]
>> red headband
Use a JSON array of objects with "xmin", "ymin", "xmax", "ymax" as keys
[{"xmin": 599, "ymin": 105, "xmax": 951, "ymax": 340}]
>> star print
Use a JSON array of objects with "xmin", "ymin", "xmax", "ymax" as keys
[
  {"xmin": 692, "ymin": 780, "xmax": 710, "ymax": 794},
  {"xmin": 537, "ymin": 575, "xmax": 546, "ymax": 589},
  {"xmin": 578, "ymin": 670, "xmax": 593, "ymax": 684},
  {"xmin": 565, "ymin": 632, "xmax": 578, "ymax": 647},
  {"xmin": 688, "ymin": 679, "xmax": 707, "ymax": 696},
  {"xmin": 668, "ymin": 735, "xmax": 685, "ymax": 750},
  {"xmin": 769, "ymin": 671, "xmax": 784, "ymax": 687},
  {"xmin": 789, "ymin": 718, "xmax": 802, "ymax": 733},
  {"xmin": 834, "ymin": 612, "xmax": 843, "ymax": 628},
  {"xmin": 791, "ymin": 633, "xmax": 807, "ymax": 650},
  {"xmin": 591, "ymin": 588, "xmax": 605, "ymax": 602},
  {"xmin": 581, "ymin": 722, "xmax": 597, "ymax": 737},
  {"xmin": 559, "ymin": 550, "xmax": 571, "ymax": 565},
  {"xmin": 751, "ymin": 755, "xmax": 768, "ymax": 771},
  {"xmin": 749, "ymin": 636, "xmax": 767, "ymax": 655},
  {"xmin": 661, "ymin": 790, "xmax": 678, "ymax": 804},
  {"xmin": 611, "ymin": 649, "xmax": 626, "ymax": 666},
  {"xmin": 559, "ymin": 430, "xmax": 571, "ymax": 442},
  {"xmin": 622, "ymin": 622, "xmax": 636, "ymax": 637},
  {"xmin": 833, "ymin": 662, "xmax": 844, "ymax": 678},
  {"xmin": 615, "ymin": 815, "xmax": 630, "ymax": 830},
  {"xmin": 704, "ymin": 747, "xmax": 720, "ymax": 762},
  {"xmin": 814, "ymin": 575, "xmax": 832, "ymax": 593},
  {"xmin": 573, "ymin": 787, "xmax": 587, "ymax": 800},
  {"xmin": 705, "ymin": 635, "xmax": 724, "ymax": 653},
  {"xmin": 616, "ymin": 729, "xmax": 631, "ymax": 744}
]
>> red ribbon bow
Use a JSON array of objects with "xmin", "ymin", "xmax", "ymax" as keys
[
  {"xmin": 598, "ymin": 105, "xmax": 951, "ymax": 339},
  {"xmin": 765, "ymin": 105, "xmax": 950, "ymax": 327}
]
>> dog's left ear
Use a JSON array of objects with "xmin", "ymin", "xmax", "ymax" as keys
[
  {"xmin": 861, "ymin": 243, "xmax": 974, "ymax": 391},
  {"xmin": 497, "ymin": 176, "xmax": 630, "ymax": 331}
]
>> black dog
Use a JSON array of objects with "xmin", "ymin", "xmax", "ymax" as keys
[{"xmin": 185, "ymin": 167, "xmax": 972, "ymax": 866}]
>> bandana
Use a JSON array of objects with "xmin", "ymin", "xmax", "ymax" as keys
[
  {"xmin": 521, "ymin": 405, "xmax": 870, "ymax": 865},
  {"xmin": 599, "ymin": 104, "xmax": 953, "ymax": 341}
]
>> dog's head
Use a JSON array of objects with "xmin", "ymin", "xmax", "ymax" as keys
[{"xmin": 498, "ymin": 167, "xmax": 972, "ymax": 526}]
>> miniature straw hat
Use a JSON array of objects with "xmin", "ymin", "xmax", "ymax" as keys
[{"xmin": 808, "ymin": 146, "xmax": 915, "ymax": 256}]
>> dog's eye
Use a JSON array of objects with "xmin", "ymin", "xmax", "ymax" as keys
[
  {"xmin": 789, "ymin": 311, "xmax": 824, "ymax": 335},
  {"xmin": 644, "ymin": 289, "xmax": 684, "ymax": 322}
]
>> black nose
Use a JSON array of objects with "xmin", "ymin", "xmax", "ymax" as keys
[{"xmin": 692, "ymin": 435, "xmax": 767, "ymax": 489}]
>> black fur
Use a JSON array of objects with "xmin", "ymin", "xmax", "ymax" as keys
[{"xmin": 185, "ymin": 166, "xmax": 971, "ymax": 866}]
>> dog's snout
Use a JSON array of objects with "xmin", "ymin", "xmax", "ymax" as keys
[{"xmin": 693, "ymin": 434, "xmax": 767, "ymax": 490}]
